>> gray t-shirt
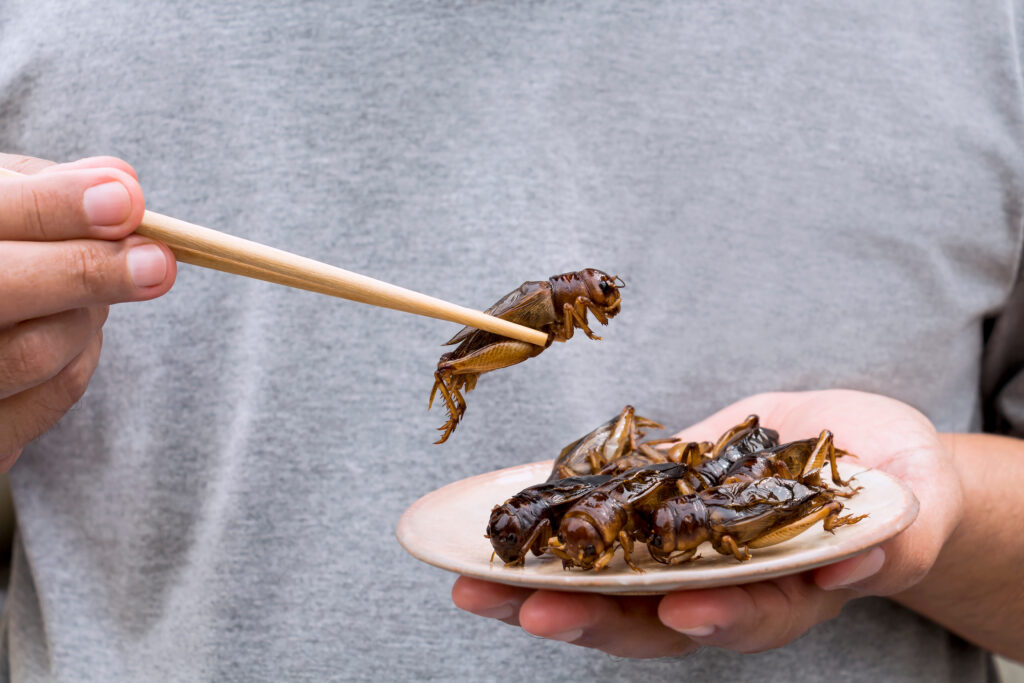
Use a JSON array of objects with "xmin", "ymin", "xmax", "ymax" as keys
[{"xmin": 1, "ymin": 2, "xmax": 1020, "ymax": 681}]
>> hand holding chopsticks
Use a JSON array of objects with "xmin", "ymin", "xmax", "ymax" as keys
[{"xmin": 0, "ymin": 166, "xmax": 548, "ymax": 346}]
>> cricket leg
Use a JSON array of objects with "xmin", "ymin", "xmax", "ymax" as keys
[
  {"xmin": 822, "ymin": 501, "xmax": 868, "ymax": 531},
  {"xmin": 430, "ymin": 341, "xmax": 540, "ymax": 443},
  {"xmin": 715, "ymin": 535, "xmax": 752, "ymax": 562},
  {"xmin": 592, "ymin": 544, "xmax": 619, "ymax": 571},
  {"xmin": 583, "ymin": 298, "xmax": 610, "ymax": 326},
  {"xmin": 747, "ymin": 501, "xmax": 866, "ymax": 549},
  {"xmin": 562, "ymin": 299, "xmax": 600, "ymax": 340},
  {"xmin": 618, "ymin": 531, "xmax": 644, "ymax": 573},
  {"xmin": 712, "ymin": 415, "xmax": 759, "ymax": 457}
]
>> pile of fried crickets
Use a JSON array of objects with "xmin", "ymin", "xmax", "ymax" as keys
[{"xmin": 486, "ymin": 408, "xmax": 866, "ymax": 572}]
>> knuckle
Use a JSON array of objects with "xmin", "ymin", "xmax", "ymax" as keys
[
  {"xmin": 92, "ymin": 305, "xmax": 111, "ymax": 328},
  {"xmin": 6, "ymin": 386, "xmax": 70, "ymax": 456},
  {"xmin": 897, "ymin": 552, "xmax": 933, "ymax": 589},
  {"xmin": 731, "ymin": 621, "xmax": 805, "ymax": 654},
  {"xmin": 17, "ymin": 183, "xmax": 55, "ymax": 240},
  {"xmin": 21, "ymin": 396, "xmax": 66, "ymax": 446},
  {"xmin": 820, "ymin": 599, "xmax": 844, "ymax": 622},
  {"xmin": 0, "ymin": 449, "xmax": 23, "ymax": 473},
  {"xmin": 52, "ymin": 351, "xmax": 96, "ymax": 408},
  {"xmin": 2, "ymin": 153, "xmax": 52, "ymax": 174},
  {"xmin": 0, "ymin": 331, "xmax": 59, "ymax": 389},
  {"xmin": 64, "ymin": 242, "xmax": 114, "ymax": 298}
]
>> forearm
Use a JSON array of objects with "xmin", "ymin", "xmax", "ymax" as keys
[{"xmin": 893, "ymin": 433, "xmax": 1024, "ymax": 661}]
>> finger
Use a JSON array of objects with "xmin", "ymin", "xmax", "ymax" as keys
[
  {"xmin": 0, "ymin": 167, "xmax": 144, "ymax": 241},
  {"xmin": 0, "ymin": 306, "xmax": 108, "ymax": 399},
  {"xmin": 40, "ymin": 156, "xmax": 139, "ymax": 180},
  {"xmin": 817, "ymin": 515, "xmax": 950, "ymax": 597},
  {"xmin": 0, "ymin": 328, "xmax": 102, "ymax": 462},
  {"xmin": 658, "ymin": 575, "xmax": 849, "ymax": 653},
  {"xmin": 518, "ymin": 590, "xmax": 697, "ymax": 658},
  {"xmin": 0, "ymin": 153, "xmax": 139, "ymax": 180},
  {"xmin": 0, "ymin": 237, "xmax": 176, "ymax": 324},
  {"xmin": 0, "ymin": 153, "xmax": 56, "ymax": 175},
  {"xmin": 451, "ymin": 576, "xmax": 532, "ymax": 625}
]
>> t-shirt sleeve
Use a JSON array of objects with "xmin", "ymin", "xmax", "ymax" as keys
[{"xmin": 981, "ymin": 242, "xmax": 1024, "ymax": 437}]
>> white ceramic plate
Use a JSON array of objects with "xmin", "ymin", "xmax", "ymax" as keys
[{"xmin": 396, "ymin": 460, "xmax": 919, "ymax": 594}]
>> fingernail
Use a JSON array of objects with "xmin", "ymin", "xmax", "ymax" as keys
[
  {"xmin": 548, "ymin": 629, "xmax": 583, "ymax": 643},
  {"xmin": 83, "ymin": 181, "xmax": 131, "ymax": 226},
  {"xmin": 476, "ymin": 603, "xmax": 514, "ymax": 620},
  {"xmin": 673, "ymin": 624, "xmax": 715, "ymax": 638},
  {"xmin": 128, "ymin": 244, "xmax": 168, "ymax": 287},
  {"xmin": 821, "ymin": 547, "xmax": 886, "ymax": 591}
]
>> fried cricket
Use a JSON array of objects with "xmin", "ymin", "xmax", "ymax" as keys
[
  {"xmin": 548, "ymin": 405, "xmax": 662, "ymax": 481},
  {"xmin": 486, "ymin": 474, "xmax": 612, "ymax": 566},
  {"xmin": 645, "ymin": 475, "xmax": 866, "ymax": 564},
  {"xmin": 430, "ymin": 269, "xmax": 624, "ymax": 443}
]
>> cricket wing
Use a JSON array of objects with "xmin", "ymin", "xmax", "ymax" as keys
[{"xmin": 443, "ymin": 281, "xmax": 555, "ymax": 346}]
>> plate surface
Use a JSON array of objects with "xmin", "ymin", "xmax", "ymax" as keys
[{"xmin": 396, "ymin": 460, "xmax": 918, "ymax": 594}]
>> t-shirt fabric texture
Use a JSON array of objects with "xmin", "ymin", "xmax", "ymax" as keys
[{"xmin": 1, "ymin": 2, "xmax": 1021, "ymax": 681}]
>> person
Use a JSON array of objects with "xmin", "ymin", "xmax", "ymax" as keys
[{"xmin": 1, "ymin": 2, "xmax": 1022, "ymax": 681}]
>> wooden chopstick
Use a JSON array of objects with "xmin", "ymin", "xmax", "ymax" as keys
[
  {"xmin": 136, "ymin": 211, "xmax": 549, "ymax": 345},
  {"xmin": 0, "ymin": 167, "xmax": 549, "ymax": 346},
  {"xmin": 168, "ymin": 245, "xmax": 345, "ymax": 298}
]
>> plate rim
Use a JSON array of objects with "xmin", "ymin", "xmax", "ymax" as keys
[{"xmin": 396, "ymin": 460, "xmax": 920, "ymax": 594}]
